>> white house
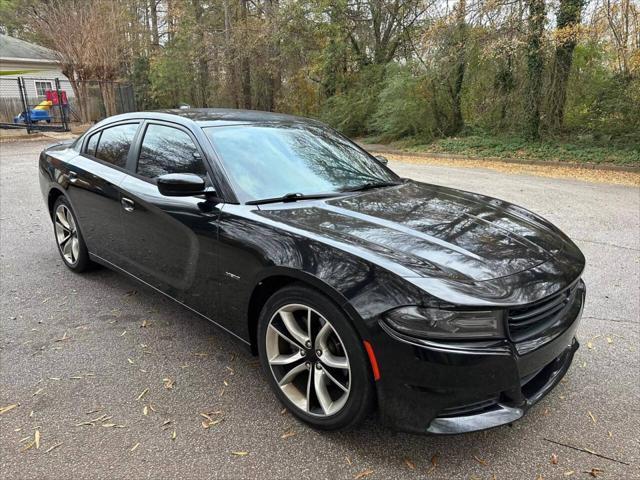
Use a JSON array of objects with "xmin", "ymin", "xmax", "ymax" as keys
[{"xmin": 0, "ymin": 34, "xmax": 75, "ymax": 100}]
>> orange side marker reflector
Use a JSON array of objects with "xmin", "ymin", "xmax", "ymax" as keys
[{"xmin": 363, "ymin": 340, "xmax": 380, "ymax": 381}]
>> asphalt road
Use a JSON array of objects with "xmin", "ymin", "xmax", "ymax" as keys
[{"xmin": 1, "ymin": 139, "xmax": 639, "ymax": 480}]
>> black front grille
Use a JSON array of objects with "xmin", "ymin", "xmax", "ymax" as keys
[{"xmin": 508, "ymin": 283, "xmax": 579, "ymax": 342}]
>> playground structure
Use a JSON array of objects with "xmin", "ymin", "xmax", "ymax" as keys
[{"xmin": 0, "ymin": 77, "xmax": 70, "ymax": 133}]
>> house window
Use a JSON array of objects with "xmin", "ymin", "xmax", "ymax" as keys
[{"xmin": 35, "ymin": 81, "xmax": 52, "ymax": 96}]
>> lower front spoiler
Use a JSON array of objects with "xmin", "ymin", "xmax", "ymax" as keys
[{"xmin": 426, "ymin": 339, "xmax": 578, "ymax": 434}]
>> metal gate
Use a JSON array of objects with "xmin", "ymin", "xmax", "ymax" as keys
[{"xmin": 0, "ymin": 77, "xmax": 70, "ymax": 133}]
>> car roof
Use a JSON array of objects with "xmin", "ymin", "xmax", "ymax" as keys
[{"xmin": 94, "ymin": 108, "xmax": 324, "ymax": 129}]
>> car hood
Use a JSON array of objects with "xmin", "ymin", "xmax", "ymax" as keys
[{"xmin": 256, "ymin": 180, "xmax": 584, "ymax": 287}]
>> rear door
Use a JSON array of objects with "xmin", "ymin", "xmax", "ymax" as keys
[
  {"xmin": 66, "ymin": 121, "xmax": 140, "ymax": 264},
  {"xmin": 117, "ymin": 121, "xmax": 222, "ymax": 312}
]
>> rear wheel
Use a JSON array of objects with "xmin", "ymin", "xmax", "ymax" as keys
[
  {"xmin": 258, "ymin": 284, "xmax": 374, "ymax": 430},
  {"xmin": 52, "ymin": 196, "xmax": 91, "ymax": 272}
]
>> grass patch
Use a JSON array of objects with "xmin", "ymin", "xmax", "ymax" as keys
[{"xmin": 368, "ymin": 134, "xmax": 640, "ymax": 166}]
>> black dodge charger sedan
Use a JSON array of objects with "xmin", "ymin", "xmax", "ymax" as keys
[{"xmin": 39, "ymin": 109, "xmax": 585, "ymax": 434}]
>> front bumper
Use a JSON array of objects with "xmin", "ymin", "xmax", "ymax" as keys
[{"xmin": 372, "ymin": 282, "xmax": 584, "ymax": 434}]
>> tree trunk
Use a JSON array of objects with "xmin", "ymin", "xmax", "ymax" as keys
[
  {"xmin": 524, "ymin": 0, "xmax": 546, "ymax": 140},
  {"xmin": 192, "ymin": 0, "xmax": 210, "ymax": 107},
  {"xmin": 148, "ymin": 0, "xmax": 159, "ymax": 48},
  {"xmin": 449, "ymin": 0, "xmax": 467, "ymax": 135},
  {"xmin": 99, "ymin": 81, "xmax": 118, "ymax": 117},
  {"xmin": 239, "ymin": 0, "xmax": 252, "ymax": 109},
  {"xmin": 548, "ymin": 0, "xmax": 584, "ymax": 130},
  {"xmin": 223, "ymin": 0, "xmax": 239, "ymax": 108}
]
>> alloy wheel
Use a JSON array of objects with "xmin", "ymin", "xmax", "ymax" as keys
[
  {"xmin": 54, "ymin": 204, "xmax": 79, "ymax": 265},
  {"xmin": 265, "ymin": 303, "xmax": 351, "ymax": 417}
]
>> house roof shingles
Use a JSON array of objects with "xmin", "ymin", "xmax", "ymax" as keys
[{"xmin": 0, "ymin": 34, "xmax": 59, "ymax": 62}]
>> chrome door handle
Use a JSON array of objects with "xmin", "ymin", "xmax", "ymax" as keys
[
  {"xmin": 121, "ymin": 197, "xmax": 135, "ymax": 212},
  {"xmin": 68, "ymin": 171, "xmax": 78, "ymax": 184}
]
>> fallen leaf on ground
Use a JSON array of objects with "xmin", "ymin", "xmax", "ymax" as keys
[
  {"xmin": 551, "ymin": 453, "xmax": 558, "ymax": 464},
  {"xmin": 354, "ymin": 469, "xmax": 374, "ymax": 479},
  {"xmin": 564, "ymin": 471, "xmax": 575, "ymax": 476},
  {"xmin": 588, "ymin": 411, "xmax": 597, "ymax": 424},
  {"xmin": 140, "ymin": 320, "xmax": 148, "ymax": 328},
  {"xmin": 127, "ymin": 358, "xmax": 135, "ymax": 365},
  {"xmin": 281, "ymin": 430, "xmax": 296, "ymax": 439},
  {"xmin": 171, "ymin": 430, "xmax": 176, "ymax": 440},
  {"xmin": 0, "ymin": 404, "xmax": 18, "ymax": 415},
  {"xmin": 45, "ymin": 443, "xmax": 62, "ymax": 453},
  {"xmin": 345, "ymin": 456, "xmax": 352, "ymax": 465},
  {"xmin": 34, "ymin": 430, "xmax": 40, "ymax": 449},
  {"xmin": 473, "ymin": 455, "xmax": 488, "ymax": 466},
  {"xmin": 163, "ymin": 378, "xmax": 175, "ymax": 390},
  {"xmin": 606, "ymin": 336, "xmax": 613, "ymax": 344},
  {"xmin": 75, "ymin": 421, "xmax": 94, "ymax": 427},
  {"xmin": 120, "ymin": 330, "xmax": 127, "ymax": 336},
  {"xmin": 136, "ymin": 388, "xmax": 149, "ymax": 401},
  {"xmin": 130, "ymin": 443, "xmax": 139, "ymax": 452},
  {"xmin": 143, "ymin": 406, "xmax": 148, "ymax": 416},
  {"xmin": 32, "ymin": 388, "xmax": 43, "ymax": 397},
  {"xmin": 232, "ymin": 451, "xmax": 248, "ymax": 456},
  {"xmin": 403, "ymin": 457, "xmax": 415, "ymax": 469},
  {"xmin": 102, "ymin": 423, "xmax": 116, "ymax": 428},
  {"xmin": 428, "ymin": 453, "xmax": 439, "ymax": 473},
  {"xmin": 585, "ymin": 468, "xmax": 604, "ymax": 477}
]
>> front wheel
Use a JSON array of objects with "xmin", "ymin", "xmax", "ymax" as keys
[{"xmin": 257, "ymin": 284, "xmax": 374, "ymax": 431}]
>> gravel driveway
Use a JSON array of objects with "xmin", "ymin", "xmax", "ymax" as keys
[{"xmin": 1, "ymin": 139, "xmax": 638, "ymax": 479}]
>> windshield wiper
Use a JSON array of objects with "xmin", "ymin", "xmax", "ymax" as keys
[
  {"xmin": 341, "ymin": 181, "xmax": 402, "ymax": 192},
  {"xmin": 246, "ymin": 192, "xmax": 340, "ymax": 205}
]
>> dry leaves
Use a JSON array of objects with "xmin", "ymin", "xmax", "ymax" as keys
[
  {"xmin": 427, "ymin": 454, "xmax": 439, "ymax": 473},
  {"xmin": 473, "ymin": 455, "xmax": 488, "ymax": 466},
  {"xmin": 136, "ymin": 388, "xmax": 149, "ymax": 401},
  {"xmin": 354, "ymin": 469, "xmax": 374, "ymax": 479},
  {"xmin": 45, "ymin": 442, "xmax": 62, "ymax": 453},
  {"xmin": 403, "ymin": 457, "xmax": 415, "ymax": 470},
  {"xmin": 201, "ymin": 411, "xmax": 223, "ymax": 429},
  {"xmin": 280, "ymin": 430, "xmax": 296, "ymax": 439},
  {"xmin": 585, "ymin": 468, "xmax": 604, "ymax": 477},
  {"xmin": 0, "ymin": 404, "xmax": 18, "ymax": 415},
  {"xmin": 163, "ymin": 378, "xmax": 175, "ymax": 390},
  {"xmin": 130, "ymin": 442, "xmax": 140, "ymax": 452},
  {"xmin": 551, "ymin": 453, "xmax": 558, "ymax": 464},
  {"xmin": 232, "ymin": 451, "xmax": 248, "ymax": 456},
  {"xmin": 34, "ymin": 430, "xmax": 40, "ymax": 449},
  {"xmin": 588, "ymin": 411, "xmax": 597, "ymax": 424}
]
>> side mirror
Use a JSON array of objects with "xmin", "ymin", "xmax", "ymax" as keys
[
  {"xmin": 376, "ymin": 155, "xmax": 389, "ymax": 165},
  {"xmin": 157, "ymin": 173, "xmax": 206, "ymax": 197}
]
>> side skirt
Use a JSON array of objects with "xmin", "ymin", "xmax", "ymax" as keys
[{"xmin": 89, "ymin": 252, "xmax": 252, "ymax": 347}]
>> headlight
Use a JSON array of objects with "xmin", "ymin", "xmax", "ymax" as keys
[{"xmin": 383, "ymin": 306, "xmax": 504, "ymax": 340}]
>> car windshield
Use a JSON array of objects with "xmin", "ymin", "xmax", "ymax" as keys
[{"xmin": 204, "ymin": 124, "xmax": 399, "ymax": 202}]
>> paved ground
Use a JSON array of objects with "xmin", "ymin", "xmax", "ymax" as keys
[{"xmin": 1, "ymin": 139, "xmax": 639, "ymax": 480}]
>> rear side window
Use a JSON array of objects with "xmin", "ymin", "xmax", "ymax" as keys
[
  {"xmin": 85, "ymin": 131, "xmax": 100, "ymax": 156},
  {"xmin": 94, "ymin": 123, "xmax": 139, "ymax": 168},
  {"xmin": 136, "ymin": 124, "xmax": 207, "ymax": 179}
]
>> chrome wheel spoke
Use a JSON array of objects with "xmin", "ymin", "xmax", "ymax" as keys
[
  {"xmin": 71, "ymin": 236, "xmax": 79, "ymax": 262},
  {"xmin": 268, "ymin": 324, "xmax": 302, "ymax": 350},
  {"xmin": 277, "ymin": 362, "xmax": 307, "ymax": 387},
  {"xmin": 319, "ymin": 351, "xmax": 349, "ymax": 370},
  {"xmin": 279, "ymin": 310, "xmax": 309, "ymax": 346},
  {"xmin": 320, "ymin": 364, "xmax": 349, "ymax": 392},
  {"xmin": 56, "ymin": 209, "xmax": 70, "ymax": 229},
  {"xmin": 269, "ymin": 351, "xmax": 303, "ymax": 366},
  {"xmin": 313, "ymin": 367, "xmax": 333, "ymax": 415}
]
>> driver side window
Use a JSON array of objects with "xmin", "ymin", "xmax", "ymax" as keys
[{"xmin": 137, "ymin": 124, "xmax": 207, "ymax": 180}]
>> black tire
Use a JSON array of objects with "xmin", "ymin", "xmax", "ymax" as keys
[
  {"xmin": 257, "ymin": 283, "xmax": 375, "ymax": 431},
  {"xmin": 52, "ymin": 196, "xmax": 92, "ymax": 272}
]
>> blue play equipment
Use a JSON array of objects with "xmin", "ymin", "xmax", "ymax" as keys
[{"xmin": 14, "ymin": 108, "xmax": 52, "ymax": 124}]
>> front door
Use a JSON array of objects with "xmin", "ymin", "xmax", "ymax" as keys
[
  {"xmin": 66, "ymin": 122, "xmax": 140, "ymax": 265},
  {"xmin": 118, "ymin": 122, "xmax": 222, "ymax": 315}
]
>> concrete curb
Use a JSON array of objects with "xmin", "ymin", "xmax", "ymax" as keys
[{"xmin": 359, "ymin": 143, "xmax": 640, "ymax": 173}]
